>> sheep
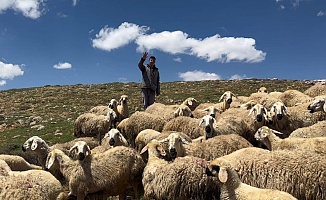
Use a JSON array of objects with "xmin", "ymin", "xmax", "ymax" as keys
[
  {"xmin": 73, "ymin": 111, "xmax": 117, "ymax": 142},
  {"xmin": 216, "ymin": 147, "xmax": 326, "ymax": 200},
  {"xmin": 0, "ymin": 159, "xmax": 11, "ymax": 176},
  {"xmin": 192, "ymin": 104, "xmax": 222, "ymax": 119},
  {"xmin": 45, "ymin": 146, "xmax": 146, "ymax": 200},
  {"xmin": 0, "ymin": 154, "xmax": 42, "ymax": 171},
  {"xmin": 257, "ymin": 86, "xmax": 268, "ymax": 93},
  {"xmin": 135, "ymin": 129, "xmax": 161, "ymax": 152},
  {"xmin": 278, "ymin": 89, "xmax": 312, "ymax": 107},
  {"xmin": 215, "ymin": 104, "xmax": 268, "ymax": 146},
  {"xmin": 179, "ymin": 97, "xmax": 200, "ymax": 111},
  {"xmin": 145, "ymin": 102, "xmax": 194, "ymax": 120},
  {"xmin": 206, "ymin": 158, "xmax": 297, "ymax": 200},
  {"xmin": 159, "ymin": 132, "xmax": 253, "ymax": 161},
  {"xmin": 254, "ymin": 126, "xmax": 326, "ymax": 155},
  {"xmin": 89, "ymin": 99, "xmax": 119, "ymax": 128},
  {"xmin": 162, "ymin": 115, "xmax": 218, "ymax": 140},
  {"xmin": 101, "ymin": 128, "xmax": 128, "ymax": 147},
  {"xmin": 289, "ymin": 120, "xmax": 326, "ymax": 138},
  {"xmin": 238, "ymin": 99, "xmax": 258, "ymax": 109},
  {"xmin": 21, "ymin": 136, "xmax": 99, "ymax": 183},
  {"xmin": 0, "ymin": 165, "xmax": 63, "ymax": 200},
  {"xmin": 307, "ymin": 96, "xmax": 326, "ymax": 113},
  {"xmin": 116, "ymin": 111, "xmax": 167, "ymax": 148},
  {"xmin": 117, "ymin": 94, "xmax": 129, "ymax": 122},
  {"xmin": 140, "ymin": 139, "xmax": 220, "ymax": 200},
  {"xmin": 217, "ymin": 91, "xmax": 238, "ymax": 112},
  {"xmin": 247, "ymin": 92, "xmax": 279, "ymax": 109},
  {"xmin": 304, "ymin": 84, "xmax": 326, "ymax": 97}
]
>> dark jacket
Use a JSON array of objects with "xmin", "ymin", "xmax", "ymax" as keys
[{"xmin": 138, "ymin": 58, "xmax": 160, "ymax": 95}]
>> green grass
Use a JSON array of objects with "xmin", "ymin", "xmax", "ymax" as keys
[{"xmin": 0, "ymin": 79, "xmax": 312, "ymax": 154}]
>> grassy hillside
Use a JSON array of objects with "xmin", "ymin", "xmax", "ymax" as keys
[{"xmin": 0, "ymin": 79, "xmax": 313, "ymax": 153}]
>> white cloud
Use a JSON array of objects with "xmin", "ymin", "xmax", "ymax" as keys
[
  {"xmin": 72, "ymin": 0, "xmax": 78, "ymax": 6},
  {"xmin": 0, "ymin": 0, "xmax": 45, "ymax": 19},
  {"xmin": 93, "ymin": 22, "xmax": 266, "ymax": 63},
  {"xmin": 53, "ymin": 62, "xmax": 72, "ymax": 69},
  {"xmin": 173, "ymin": 57, "xmax": 182, "ymax": 62},
  {"xmin": 178, "ymin": 70, "xmax": 221, "ymax": 81},
  {"xmin": 0, "ymin": 61, "xmax": 24, "ymax": 80},
  {"xmin": 229, "ymin": 74, "xmax": 247, "ymax": 80},
  {"xmin": 317, "ymin": 11, "xmax": 326, "ymax": 17},
  {"xmin": 0, "ymin": 80, "xmax": 6, "ymax": 86},
  {"xmin": 92, "ymin": 22, "xmax": 149, "ymax": 51}
]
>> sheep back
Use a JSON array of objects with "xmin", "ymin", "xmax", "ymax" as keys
[{"xmin": 73, "ymin": 113, "xmax": 111, "ymax": 138}]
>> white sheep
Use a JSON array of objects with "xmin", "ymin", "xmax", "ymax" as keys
[
  {"xmin": 176, "ymin": 97, "xmax": 200, "ymax": 111},
  {"xmin": 135, "ymin": 129, "xmax": 161, "ymax": 153},
  {"xmin": 257, "ymin": 86, "xmax": 268, "ymax": 93},
  {"xmin": 307, "ymin": 96, "xmax": 325, "ymax": 113},
  {"xmin": 0, "ymin": 154, "xmax": 42, "ymax": 171},
  {"xmin": 101, "ymin": 128, "xmax": 128, "ymax": 147},
  {"xmin": 278, "ymin": 89, "xmax": 312, "ymax": 107},
  {"xmin": 192, "ymin": 103, "xmax": 222, "ymax": 119},
  {"xmin": 217, "ymin": 91, "xmax": 238, "ymax": 112},
  {"xmin": 206, "ymin": 158, "xmax": 297, "ymax": 200},
  {"xmin": 73, "ymin": 111, "xmax": 117, "ymax": 142},
  {"xmin": 162, "ymin": 115, "xmax": 218, "ymax": 140},
  {"xmin": 21, "ymin": 135, "xmax": 99, "ymax": 182},
  {"xmin": 117, "ymin": 94, "xmax": 129, "ymax": 122},
  {"xmin": 159, "ymin": 132, "xmax": 253, "ymax": 161},
  {"xmin": 45, "ymin": 146, "xmax": 146, "ymax": 200},
  {"xmin": 140, "ymin": 139, "xmax": 220, "ymax": 200},
  {"xmin": 289, "ymin": 120, "xmax": 326, "ymax": 138},
  {"xmin": 255, "ymin": 126, "xmax": 326, "ymax": 155},
  {"xmin": 217, "ymin": 147, "xmax": 326, "ymax": 200},
  {"xmin": 0, "ymin": 162, "xmax": 63, "ymax": 200},
  {"xmin": 145, "ymin": 102, "xmax": 194, "ymax": 120},
  {"xmin": 304, "ymin": 84, "xmax": 326, "ymax": 97}
]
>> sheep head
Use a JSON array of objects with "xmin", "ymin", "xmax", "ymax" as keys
[
  {"xmin": 254, "ymin": 126, "xmax": 283, "ymax": 150},
  {"xmin": 270, "ymin": 101, "xmax": 288, "ymax": 121},
  {"xmin": 158, "ymin": 132, "xmax": 190, "ymax": 160},
  {"xmin": 248, "ymin": 104, "xmax": 268, "ymax": 123},
  {"xmin": 68, "ymin": 141, "xmax": 91, "ymax": 161},
  {"xmin": 102, "ymin": 128, "xmax": 126, "ymax": 147},
  {"xmin": 140, "ymin": 139, "xmax": 166, "ymax": 158},
  {"xmin": 22, "ymin": 136, "xmax": 49, "ymax": 152},
  {"xmin": 206, "ymin": 158, "xmax": 231, "ymax": 183},
  {"xmin": 308, "ymin": 97, "xmax": 325, "ymax": 113},
  {"xmin": 219, "ymin": 91, "xmax": 237, "ymax": 104},
  {"xmin": 174, "ymin": 104, "xmax": 194, "ymax": 118},
  {"xmin": 199, "ymin": 115, "xmax": 217, "ymax": 139}
]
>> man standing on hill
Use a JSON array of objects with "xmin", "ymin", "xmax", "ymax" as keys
[{"xmin": 138, "ymin": 52, "xmax": 160, "ymax": 110}]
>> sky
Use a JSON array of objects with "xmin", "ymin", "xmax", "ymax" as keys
[{"xmin": 0, "ymin": 0, "xmax": 326, "ymax": 90}]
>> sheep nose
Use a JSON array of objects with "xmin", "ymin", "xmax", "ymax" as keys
[
  {"xmin": 205, "ymin": 126, "xmax": 212, "ymax": 133},
  {"xmin": 22, "ymin": 146, "xmax": 26, "ymax": 152},
  {"xmin": 190, "ymin": 114, "xmax": 194, "ymax": 118},
  {"xmin": 78, "ymin": 153, "xmax": 85, "ymax": 160},
  {"xmin": 170, "ymin": 148, "xmax": 177, "ymax": 159},
  {"xmin": 109, "ymin": 105, "xmax": 113, "ymax": 109},
  {"xmin": 109, "ymin": 138, "xmax": 115, "ymax": 146},
  {"xmin": 256, "ymin": 114, "xmax": 263, "ymax": 122},
  {"xmin": 268, "ymin": 120, "xmax": 274, "ymax": 125},
  {"xmin": 276, "ymin": 114, "xmax": 283, "ymax": 120},
  {"xmin": 210, "ymin": 114, "xmax": 216, "ymax": 119},
  {"xmin": 227, "ymin": 99, "xmax": 232, "ymax": 104}
]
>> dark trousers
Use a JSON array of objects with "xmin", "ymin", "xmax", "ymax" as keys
[{"xmin": 141, "ymin": 88, "xmax": 155, "ymax": 110}]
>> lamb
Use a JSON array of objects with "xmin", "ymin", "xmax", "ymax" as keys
[
  {"xmin": 206, "ymin": 158, "xmax": 297, "ymax": 200},
  {"xmin": 45, "ymin": 146, "xmax": 146, "ymax": 200},
  {"xmin": 289, "ymin": 120, "xmax": 326, "ymax": 138},
  {"xmin": 162, "ymin": 115, "xmax": 218, "ymax": 140},
  {"xmin": 21, "ymin": 136, "xmax": 99, "ymax": 182},
  {"xmin": 307, "ymin": 96, "xmax": 326, "ymax": 113},
  {"xmin": 0, "ymin": 162, "xmax": 63, "ymax": 200},
  {"xmin": 178, "ymin": 97, "xmax": 200, "ymax": 111},
  {"xmin": 89, "ymin": 98, "xmax": 119, "ymax": 128},
  {"xmin": 101, "ymin": 128, "xmax": 128, "ymax": 147},
  {"xmin": 254, "ymin": 126, "xmax": 326, "ymax": 155},
  {"xmin": 73, "ymin": 111, "xmax": 117, "ymax": 142},
  {"xmin": 0, "ymin": 154, "xmax": 42, "ymax": 171},
  {"xmin": 117, "ymin": 94, "xmax": 129, "ymax": 122},
  {"xmin": 159, "ymin": 132, "xmax": 253, "ymax": 161},
  {"xmin": 140, "ymin": 139, "xmax": 220, "ymax": 200},
  {"xmin": 278, "ymin": 89, "xmax": 312, "ymax": 107},
  {"xmin": 216, "ymin": 147, "xmax": 326, "ymax": 200}
]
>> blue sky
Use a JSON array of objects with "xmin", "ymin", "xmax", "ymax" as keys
[{"xmin": 0, "ymin": 0, "xmax": 325, "ymax": 90}]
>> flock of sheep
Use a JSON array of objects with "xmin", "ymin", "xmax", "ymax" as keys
[{"xmin": 0, "ymin": 83, "xmax": 326, "ymax": 200}]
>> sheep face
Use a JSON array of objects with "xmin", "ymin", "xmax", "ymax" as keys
[
  {"xmin": 206, "ymin": 159, "xmax": 230, "ymax": 183},
  {"xmin": 199, "ymin": 115, "xmax": 216, "ymax": 139},
  {"xmin": 219, "ymin": 91, "xmax": 236, "ymax": 105},
  {"xmin": 270, "ymin": 102, "xmax": 287, "ymax": 121},
  {"xmin": 202, "ymin": 106, "xmax": 221, "ymax": 119},
  {"xmin": 258, "ymin": 87, "xmax": 268, "ymax": 93},
  {"xmin": 22, "ymin": 136, "xmax": 48, "ymax": 152},
  {"xmin": 108, "ymin": 99, "xmax": 118, "ymax": 109},
  {"xmin": 158, "ymin": 132, "xmax": 190, "ymax": 159},
  {"xmin": 307, "ymin": 98, "xmax": 325, "ymax": 113},
  {"xmin": 103, "ymin": 128, "xmax": 122, "ymax": 146},
  {"xmin": 174, "ymin": 105, "xmax": 194, "ymax": 118},
  {"xmin": 68, "ymin": 141, "xmax": 91, "ymax": 161},
  {"xmin": 119, "ymin": 95, "xmax": 129, "ymax": 104},
  {"xmin": 249, "ymin": 104, "xmax": 268, "ymax": 123},
  {"xmin": 140, "ymin": 140, "xmax": 166, "ymax": 158}
]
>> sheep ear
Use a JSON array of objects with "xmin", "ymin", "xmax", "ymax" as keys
[
  {"xmin": 68, "ymin": 145, "xmax": 78, "ymax": 157},
  {"xmin": 272, "ymin": 130, "xmax": 283, "ymax": 135},
  {"xmin": 173, "ymin": 107, "xmax": 182, "ymax": 117},
  {"xmin": 85, "ymin": 144, "xmax": 91, "ymax": 156},
  {"xmin": 219, "ymin": 93, "xmax": 226, "ymax": 102},
  {"xmin": 187, "ymin": 99, "xmax": 193, "ymax": 106},
  {"xmin": 45, "ymin": 153, "xmax": 55, "ymax": 169},
  {"xmin": 248, "ymin": 107, "xmax": 256, "ymax": 116},
  {"xmin": 140, "ymin": 145, "xmax": 148, "ymax": 154},
  {"xmin": 201, "ymin": 107, "xmax": 209, "ymax": 112},
  {"xmin": 181, "ymin": 136, "xmax": 190, "ymax": 145},
  {"xmin": 231, "ymin": 92, "xmax": 238, "ymax": 99},
  {"xmin": 31, "ymin": 140, "xmax": 38, "ymax": 150},
  {"xmin": 198, "ymin": 118, "xmax": 205, "ymax": 127},
  {"xmin": 218, "ymin": 167, "xmax": 228, "ymax": 183},
  {"xmin": 158, "ymin": 137, "xmax": 169, "ymax": 143}
]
